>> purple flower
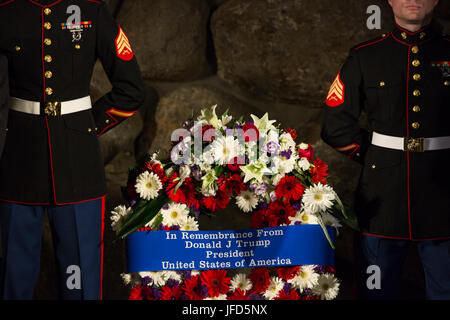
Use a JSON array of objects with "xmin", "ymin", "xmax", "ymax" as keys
[
  {"xmin": 151, "ymin": 287, "xmax": 162, "ymax": 300},
  {"xmin": 250, "ymin": 182, "xmax": 268, "ymax": 196},
  {"xmin": 166, "ymin": 279, "xmax": 180, "ymax": 288},
  {"xmin": 283, "ymin": 282, "xmax": 292, "ymax": 293},
  {"xmin": 141, "ymin": 276, "xmax": 152, "ymax": 286},
  {"xmin": 130, "ymin": 200, "xmax": 136, "ymax": 207},
  {"xmin": 225, "ymin": 128, "xmax": 235, "ymax": 136},
  {"xmin": 280, "ymin": 149, "xmax": 292, "ymax": 159},
  {"xmin": 270, "ymin": 191, "xmax": 277, "ymax": 202},
  {"xmin": 290, "ymin": 201, "xmax": 301, "ymax": 211},
  {"xmin": 314, "ymin": 265, "xmax": 327, "ymax": 274},
  {"xmin": 256, "ymin": 201, "xmax": 269, "ymax": 210},
  {"xmin": 248, "ymin": 293, "xmax": 263, "ymax": 300},
  {"xmin": 200, "ymin": 284, "xmax": 208, "ymax": 298},
  {"xmin": 264, "ymin": 141, "xmax": 279, "ymax": 154}
]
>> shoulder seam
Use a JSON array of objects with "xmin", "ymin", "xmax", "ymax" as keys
[
  {"xmin": 354, "ymin": 33, "xmax": 391, "ymax": 51},
  {"xmin": 0, "ymin": 0, "xmax": 16, "ymax": 7},
  {"xmin": 86, "ymin": 0, "xmax": 104, "ymax": 5}
]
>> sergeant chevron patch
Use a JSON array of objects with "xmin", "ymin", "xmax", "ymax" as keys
[
  {"xmin": 115, "ymin": 26, "xmax": 134, "ymax": 61},
  {"xmin": 326, "ymin": 73, "xmax": 345, "ymax": 107}
]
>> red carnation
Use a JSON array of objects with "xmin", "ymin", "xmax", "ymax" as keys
[
  {"xmin": 285, "ymin": 127, "xmax": 297, "ymax": 140},
  {"xmin": 144, "ymin": 161, "xmax": 168, "ymax": 184},
  {"xmin": 267, "ymin": 200, "xmax": 296, "ymax": 226},
  {"xmin": 218, "ymin": 173, "xmax": 247, "ymax": 195},
  {"xmin": 183, "ymin": 275, "xmax": 205, "ymax": 300},
  {"xmin": 324, "ymin": 266, "xmax": 336, "ymax": 274},
  {"xmin": 275, "ymin": 175, "xmax": 304, "ymax": 202},
  {"xmin": 129, "ymin": 286, "xmax": 150, "ymax": 300},
  {"xmin": 249, "ymin": 268, "xmax": 271, "ymax": 293},
  {"xmin": 276, "ymin": 266, "xmax": 300, "ymax": 281},
  {"xmin": 228, "ymin": 156, "xmax": 245, "ymax": 171},
  {"xmin": 242, "ymin": 123, "xmax": 259, "ymax": 142},
  {"xmin": 202, "ymin": 125, "xmax": 216, "ymax": 143},
  {"xmin": 250, "ymin": 209, "xmax": 267, "ymax": 228},
  {"xmin": 160, "ymin": 285, "xmax": 184, "ymax": 300},
  {"xmin": 228, "ymin": 288, "xmax": 249, "ymax": 300},
  {"xmin": 311, "ymin": 158, "xmax": 328, "ymax": 184},
  {"xmin": 201, "ymin": 189, "xmax": 231, "ymax": 212},
  {"xmin": 275, "ymin": 289, "xmax": 300, "ymax": 300},
  {"xmin": 251, "ymin": 207, "xmax": 282, "ymax": 228},
  {"xmin": 166, "ymin": 174, "xmax": 199, "ymax": 209},
  {"xmin": 298, "ymin": 143, "xmax": 314, "ymax": 162},
  {"xmin": 201, "ymin": 269, "xmax": 231, "ymax": 297}
]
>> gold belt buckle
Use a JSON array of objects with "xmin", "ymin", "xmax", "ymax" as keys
[
  {"xmin": 44, "ymin": 101, "xmax": 61, "ymax": 116},
  {"xmin": 404, "ymin": 137, "xmax": 424, "ymax": 152}
]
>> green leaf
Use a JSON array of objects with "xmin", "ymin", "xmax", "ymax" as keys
[
  {"xmin": 117, "ymin": 196, "xmax": 171, "ymax": 239},
  {"xmin": 317, "ymin": 216, "xmax": 335, "ymax": 250},
  {"xmin": 150, "ymin": 213, "xmax": 164, "ymax": 230}
]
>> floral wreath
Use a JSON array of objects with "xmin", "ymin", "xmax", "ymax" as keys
[{"xmin": 112, "ymin": 105, "xmax": 347, "ymax": 300}]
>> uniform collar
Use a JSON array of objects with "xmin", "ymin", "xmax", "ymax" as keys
[
  {"xmin": 28, "ymin": 0, "xmax": 63, "ymax": 7},
  {"xmin": 391, "ymin": 22, "xmax": 437, "ymax": 45}
]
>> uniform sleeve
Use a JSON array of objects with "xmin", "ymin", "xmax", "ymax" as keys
[
  {"xmin": 321, "ymin": 48, "xmax": 370, "ymax": 164},
  {"xmin": 92, "ymin": 3, "xmax": 146, "ymax": 136}
]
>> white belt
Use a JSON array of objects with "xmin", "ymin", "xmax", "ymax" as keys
[
  {"xmin": 372, "ymin": 131, "xmax": 450, "ymax": 152},
  {"xmin": 9, "ymin": 96, "xmax": 92, "ymax": 116}
]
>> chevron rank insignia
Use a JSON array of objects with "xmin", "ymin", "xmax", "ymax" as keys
[
  {"xmin": 326, "ymin": 72, "xmax": 345, "ymax": 107},
  {"xmin": 115, "ymin": 25, "xmax": 134, "ymax": 61}
]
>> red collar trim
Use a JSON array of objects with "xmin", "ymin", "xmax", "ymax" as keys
[
  {"xmin": 28, "ymin": 0, "xmax": 62, "ymax": 7},
  {"xmin": 395, "ymin": 23, "xmax": 429, "ymax": 35}
]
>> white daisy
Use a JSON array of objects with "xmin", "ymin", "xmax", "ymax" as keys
[
  {"xmin": 322, "ymin": 212, "xmax": 342, "ymax": 228},
  {"xmin": 162, "ymin": 271, "xmax": 182, "ymax": 283},
  {"xmin": 298, "ymin": 142, "xmax": 309, "ymax": 150},
  {"xmin": 138, "ymin": 271, "xmax": 167, "ymax": 287},
  {"xmin": 297, "ymin": 210, "xmax": 320, "ymax": 225},
  {"xmin": 236, "ymin": 190, "xmax": 259, "ymax": 213},
  {"xmin": 288, "ymin": 265, "xmax": 319, "ymax": 292},
  {"xmin": 161, "ymin": 203, "xmax": 190, "ymax": 227},
  {"xmin": 190, "ymin": 270, "xmax": 201, "ymax": 277},
  {"xmin": 230, "ymin": 273, "xmax": 253, "ymax": 293},
  {"xmin": 121, "ymin": 273, "xmax": 141, "ymax": 287},
  {"xmin": 135, "ymin": 171, "xmax": 163, "ymax": 200},
  {"xmin": 263, "ymin": 277, "xmax": 284, "ymax": 300},
  {"xmin": 279, "ymin": 132, "xmax": 296, "ymax": 151},
  {"xmin": 302, "ymin": 183, "xmax": 335, "ymax": 214},
  {"xmin": 110, "ymin": 205, "xmax": 132, "ymax": 232},
  {"xmin": 311, "ymin": 274, "xmax": 340, "ymax": 300},
  {"xmin": 205, "ymin": 294, "xmax": 228, "ymax": 300},
  {"xmin": 277, "ymin": 156, "xmax": 296, "ymax": 175},
  {"xmin": 211, "ymin": 135, "xmax": 243, "ymax": 166},
  {"xmin": 297, "ymin": 157, "xmax": 311, "ymax": 171},
  {"xmin": 179, "ymin": 216, "xmax": 199, "ymax": 231}
]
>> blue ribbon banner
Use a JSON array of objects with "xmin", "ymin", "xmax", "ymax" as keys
[{"xmin": 126, "ymin": 225, "xmax": 334, "ymax": 273}]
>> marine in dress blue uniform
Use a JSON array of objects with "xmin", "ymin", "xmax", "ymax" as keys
[
  {"xmin": 321, "ymin": 2, "xmax": 450, "ymax": 299},
  {"xmin": 0, "ymin": 0, "xmax": 146, "ymax": 299}
]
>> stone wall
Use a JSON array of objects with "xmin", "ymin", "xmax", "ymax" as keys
[{"xmin": 34, "ymin": 0, "xmax": 449, "ymax": 299}]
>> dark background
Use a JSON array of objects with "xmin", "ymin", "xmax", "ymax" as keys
[{"xmin": 26, "ymin": 0, "xmax": 450, "ymax": 299}]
